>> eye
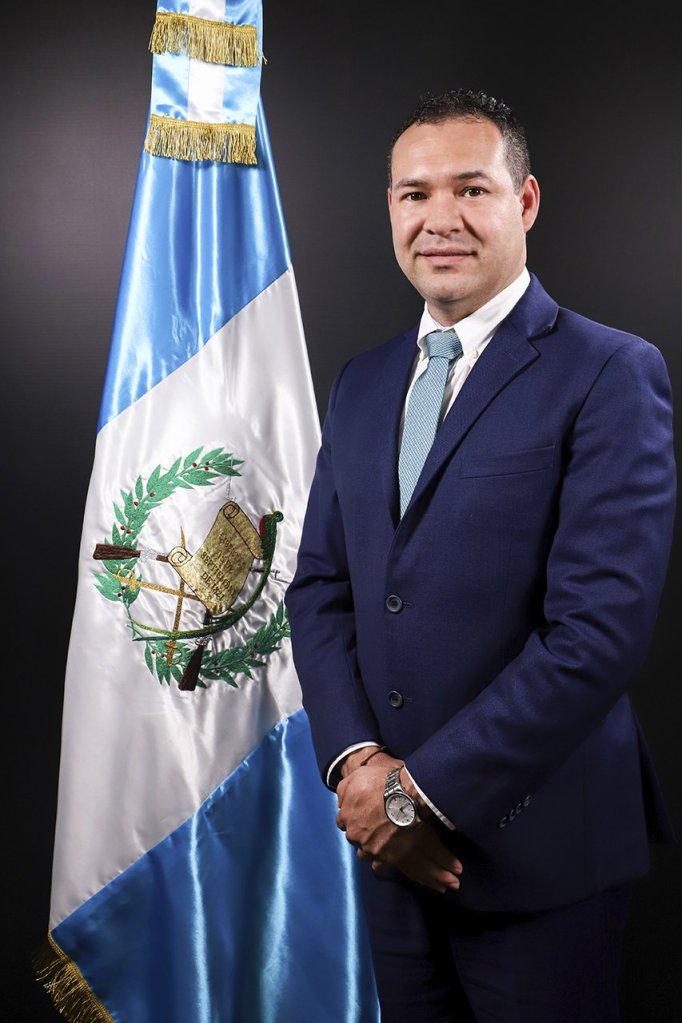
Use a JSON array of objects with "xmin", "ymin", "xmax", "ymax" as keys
[
  {"xmin": 462, "ymin": 186, "xmax": 486, "ymax": 198},
  {"xmin": 401, "ymin": 191, "xmax": 427, "ymax": 202}
]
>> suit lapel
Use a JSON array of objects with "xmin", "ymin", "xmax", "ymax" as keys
[
  {"xmin": 402, "ymin": 319, "xmax": 541, "ymax": 517},
  {"xmin": 376, "ymin": 274, "xmax": 559, "ymax": 524}
]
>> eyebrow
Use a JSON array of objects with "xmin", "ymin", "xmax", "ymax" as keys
[{"xmin": 392, "ymin": 170, "xmax": 493, "ymax": 189}]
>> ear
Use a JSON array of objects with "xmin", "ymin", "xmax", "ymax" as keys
[
  {"xmin": 387, "ymin": 185, "xmax": 393, "ymax": 212},
  {"xmin": 520, "ymin": 174, "xmax": 540, "ymax": 232}
]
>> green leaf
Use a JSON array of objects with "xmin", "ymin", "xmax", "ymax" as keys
[
  {"xmin": 147, "ymin": 465, "xmax": 161, "ymax": 493},
  {"xmin": 184, "ymin": 447, "xmax": 204, "ymax": 469},
  {"xmin": 183, "ymin": 468, "xmax": 204, "ymax": 484},
  {"xmin": 201, "ymin": 447, "xmax": 224, "ymax": 465},
  {"xmin": 94, "ymin": 576, "xmax": 120, "ymax": 602},
  {"xmin": 213, "ymin": 454, "xmax": 242, "ymax": 475},
  {"xmin": 167, "ymin": 456, "xmax": 182, "ymax": 478},
  {"xmin": 122, "ymin": 587, "xmax": 139, "ymax": 609},
  {"xmin": 152, "ymin": 481, "xmax": 173, "ymax": 499},
  {"xmin": 170, "ymin": 662, "xmax": 183, "ymax": 682},
  {"xmin": 122, "ymin": 489, "xmax": 135, "ymax": 517}
]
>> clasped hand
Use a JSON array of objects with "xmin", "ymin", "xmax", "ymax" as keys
[{"xmin": 335, "ymin": 760, "xmax": 462, "ymax": 894}]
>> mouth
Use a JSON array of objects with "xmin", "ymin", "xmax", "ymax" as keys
[{"xmin": 418, "ymin": 248, "xmax": 472, "ymax": 264}]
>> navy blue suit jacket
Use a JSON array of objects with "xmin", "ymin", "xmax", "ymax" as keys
[{"xmin": 285, "ymin": 274, "xmax": 676, "ymax": 913}]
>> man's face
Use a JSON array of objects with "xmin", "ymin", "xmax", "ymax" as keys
[{"xmin": 388, "ymin": 117, "xmax": 540, "ymax": 323}]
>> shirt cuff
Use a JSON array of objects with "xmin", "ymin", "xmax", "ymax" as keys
[
  {"xmin": 326, "ymin": 742, "xmax": 382, "ymax": 790},
  {"xmin": 403, "ymin": 765, "xmax": 455, "ymax": 831}
]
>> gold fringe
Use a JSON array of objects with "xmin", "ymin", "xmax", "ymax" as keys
[
  {"xmin": 34, "ymin": 932, "xmax": 114, "ymax": 1023},
  {"xmin": 144, "ymin": 114, "xmax": 257, "ymax": 165},
  {"xmin": 149, "ymin": 11, "xmax": 258, "ymax": 66}
]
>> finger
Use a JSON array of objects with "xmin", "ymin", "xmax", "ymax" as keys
[
  {"xmin": 433, "ymin": 850, "xmax": 463, "ymax": 875},
  {"xmin": 410, "ymin": 875, "xmax": 459, "ymax": 894},
  {"xmin": 418, "ymin": 848, "xmax": 463, "ymax": 875},
  {"xmin": 417, "ymin": 832, "xmax": 464, "ymax": 875},
  {"xmin": 434, "ymin": 869, "xmax": 460, "ymax": 890},
  {"xmin": 419, "ymin": 855, "xmax": 462, "ymax": 889},
  {"xmin": 421, "ymin": 868, "xmax": 460, "ymax": 893},
  {"xmin": 398, "ymin": 856, "xmax": 461, "ymax": 893},
  {"xmin": 356, "ymin": 848, "xmax": 371, "ymax": 860},
  {"xmin": 432, "ymin": 855, "xmax": 463, "ymax": 875},
  {"xmin": 335, "ymin": 813, "xmax": 346, "ymax": 832}
]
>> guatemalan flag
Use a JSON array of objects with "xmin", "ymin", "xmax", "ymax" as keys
[{"xmin": 37, "ymin": 3, "xmax": 380, "ymax": 1021}]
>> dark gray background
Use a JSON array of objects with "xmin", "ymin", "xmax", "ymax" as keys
[{"xmin": 2, "ymin": 1, "xmax": 680, "ymax": 1019}]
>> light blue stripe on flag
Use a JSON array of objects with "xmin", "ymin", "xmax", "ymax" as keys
[
  {"xmin": 53, "ymin": 710, "xmax": 378, "ymax": 1023},
  {"xmin": 99, "ymin": 102, "xmax": 289, "ymax": 429}
]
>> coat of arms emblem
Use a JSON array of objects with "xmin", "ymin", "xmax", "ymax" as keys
[{"xmin": 92, "ymin": 446, "xmax": 288, "ymax": 691}]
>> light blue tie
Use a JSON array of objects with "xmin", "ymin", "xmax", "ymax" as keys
[{"xmin": 398, "ymin": 328, "xmax": 463, "ymax": 517}]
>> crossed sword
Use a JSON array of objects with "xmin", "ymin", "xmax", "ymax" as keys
[
  {"xmin": 93, "ymin": 538, "xmax": 207, "ymax": 681},
  {"xmin": 92, "ymin": 538, "xmax": 287, "ymax": 690}
]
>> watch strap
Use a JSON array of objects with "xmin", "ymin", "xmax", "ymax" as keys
[{"xmin": 384, "ymin": 766, "xmax": 422, "ymax": 827}]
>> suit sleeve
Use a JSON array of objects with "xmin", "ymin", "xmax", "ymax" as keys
[
  {"xmin": 285, "ymin": 364, "xmax": 383, "ymax": 782},
  {"xmin": 405, "ymin": 338, "xmax": 676, "ymax": 834}
]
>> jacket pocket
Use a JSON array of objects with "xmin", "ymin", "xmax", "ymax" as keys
[{"xmin": 459, "ymin": 444, "xmax": 555, "ymax": 478}]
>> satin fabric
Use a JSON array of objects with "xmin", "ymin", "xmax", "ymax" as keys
[
  {"xmin": 150, "ymin": 0, "xmax": 262, "ymax": 124},
  {"xmin": 162, "ymin": 0, "xmax": 258, "ymax": 26},
  {"xmin": 48, "ymin": 2, "xmax": 380, "ymax": 1019},
  {"xmin": 100, "ymin": 101, "xmax": 287, "ymax": 429},
  {"xmin": 53, "ymin": 710, "xmax": 379, "ymax": 1023},
  {"xmin": 53, "ymin": 267, "xmax": 323, "ymax": 926}
]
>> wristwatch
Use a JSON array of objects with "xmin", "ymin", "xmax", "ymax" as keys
[{"xmin": 384, "ymin": 767, "xmax": 422, "ymax": 829}]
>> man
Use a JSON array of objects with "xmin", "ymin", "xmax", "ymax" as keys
[{"xmin": 285, "ymin": 89, "xmax": 676, "ymax": 1022}]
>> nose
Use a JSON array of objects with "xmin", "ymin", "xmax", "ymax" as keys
[{"xmin": 423, "ymin": 194, "xmax": 463, "ymax": 236}]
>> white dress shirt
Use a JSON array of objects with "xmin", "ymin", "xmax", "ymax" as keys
[
  {"xmin": 326, "ymin": 269, "xmax": 532, "ymax": 827},
  {"xmin": 403, "ymin": 267, "xmax": 531, "ymax": 431}
]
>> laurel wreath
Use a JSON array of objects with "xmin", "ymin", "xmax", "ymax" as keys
[
  {"xmin": 143, "ymin": 602, "xmax": 289, "ymax": 689},
  {"xmin": 93, "ymin": 446, "xmax": 289, "ymax": 689}
]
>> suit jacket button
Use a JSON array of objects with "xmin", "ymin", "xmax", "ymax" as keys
[
  {"xmin": 385, "ymin": 594, "xmax": 403, "ymax": 613},
  {"xmin": 515, "ymin": 801, "xmax": 524, "ymax": 814},
  {"xmin": 498, "ymin": 815, "xmax": 509, "ymax": 829},
  {"xmin": 388, "ymin": 690, "xmax": 404, "ymax": 708},
  {"xmin": 523, "ymin": 795, "xmax": 532, "ymax": 807}
]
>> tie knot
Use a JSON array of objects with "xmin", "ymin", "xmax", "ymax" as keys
[{"xmin": 425, "ymin": 328, "xmax": 462, "ymax": 362}]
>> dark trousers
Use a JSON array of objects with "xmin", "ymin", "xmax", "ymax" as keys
[{"xmin": 360, "ymin": 866, "xmax": 632, "ymax": 1023}]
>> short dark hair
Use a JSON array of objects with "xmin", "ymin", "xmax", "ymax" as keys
[{"xmin": 388, "ymin": 88, "xmax": 531, "ymax": 190}]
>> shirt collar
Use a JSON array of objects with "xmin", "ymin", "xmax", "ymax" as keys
[{"xmin": 416, "ymin": 267, "xmax": 531, "ymax": 359}]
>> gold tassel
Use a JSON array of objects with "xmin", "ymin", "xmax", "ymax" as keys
[
  {"xmin": 144, "ymin": 114, "xmax": 257, "ymax": 165},
  {"xmin": 149, "ymin": 11, "xmax": 258, "ymax": 66},
  {"xmin": 34, "ymin": 933, "xmax": 114, "ymax": 1023}
]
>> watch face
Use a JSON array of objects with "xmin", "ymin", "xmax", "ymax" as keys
[{"xmin": 386, "ymin": 791, "xmax": 417, "ymax": 827}]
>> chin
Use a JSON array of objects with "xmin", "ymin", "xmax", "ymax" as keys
[
  {"xmin": 426, "ymin": 288, "xmax": 464, "ymax": 307},
  {"xmin": 421, "ymin": 273, "xmax": 465, "ymax": 297}
]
